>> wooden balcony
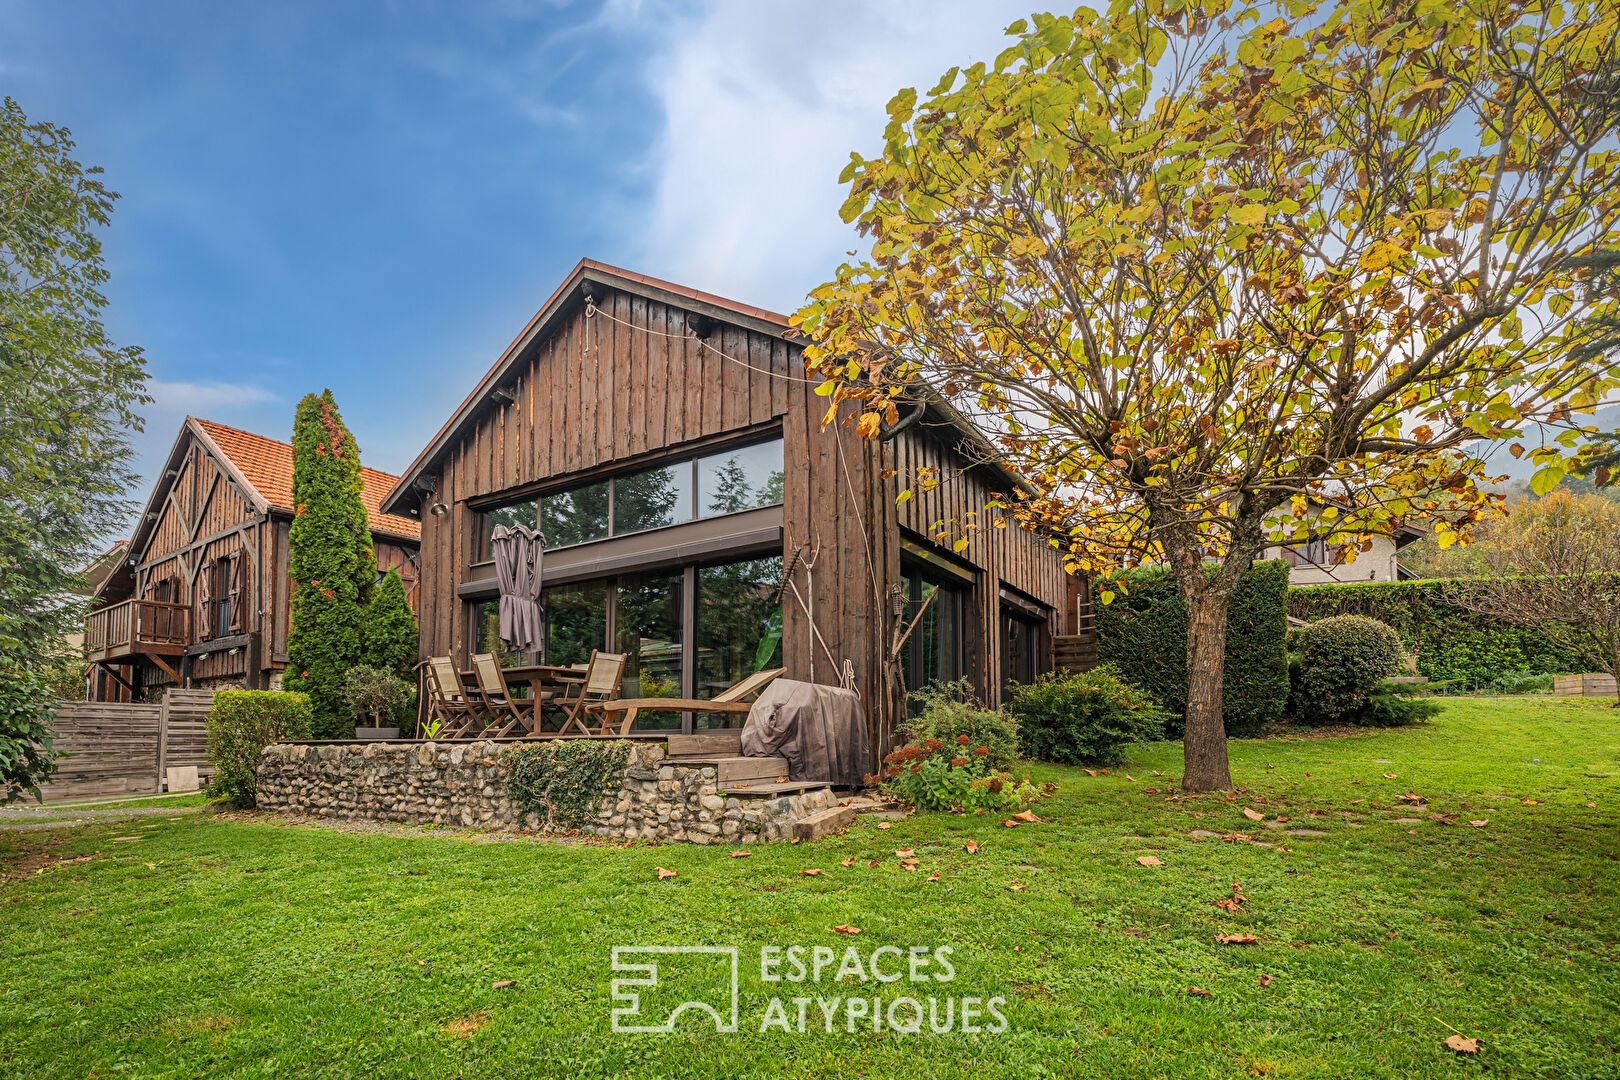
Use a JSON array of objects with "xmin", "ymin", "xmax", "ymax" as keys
[{"xmin": 85, "ymin": 599, "xmax": 192, "ymax": 669}]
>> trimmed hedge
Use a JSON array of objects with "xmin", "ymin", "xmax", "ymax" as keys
[
  {"xmin": 206, "ymin": 690, "xmax": 313, "ymax": 807},
  {"xmin": 1289, "ymin": 615, "xmax": 1405, "ymax": 724},
  {"xmin": 1287, "ymin": 579, "xmax": 1596, "ymax": 686},
  {"xmin": 1006, "ymin": 666, "xmax": 1166, "ymax": 766},
  {"xmin": 1094, "ymin": 560, "xmax": 1291, "ymax": 738}
]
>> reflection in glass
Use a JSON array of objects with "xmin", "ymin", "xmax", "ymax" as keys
[
  {"xmin": 471, "ymin": 599, "xmax": 526, "ymax": 667},
  {"xmin": 697, "ymin": 558, "xmax": 783, "ymax": 718},
  {"xmin": 696, "ymin": 439, "xmax": 784, "ymax": 517},
  {"xmin": 902, "ymin": 570, "xmax": 962, "ymax": 707},
  {"xmin": 542, "ymin": 581, "xmax": 608, "ymax": 667},
  {"xmin": 614, "ymin": 572, "xmax": 685, "ymax": 730},
  {"xmin": 542, "ymin": 482, "xmax": 610, "ymax": 547},
  {"xmin": 481, "ymin": 500, "xmax": 537, "ymax": 561},
  {"xmin": 613, "ymin": 463, "xmax": 693, "ymax": 535}
]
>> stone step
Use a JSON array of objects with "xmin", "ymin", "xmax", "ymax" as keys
[
  {"xmin": 791, "ymin": 805, "xmax": 856, "ymax": 842},
  {"xmin": 719, "ymin": 779, "xmax": 832, "ymax": 798}
]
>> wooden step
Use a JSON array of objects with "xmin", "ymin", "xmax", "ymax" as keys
[
  {"xmin": 666, "ymin": 731, "xmax": 743, "ymax": 757},
  {"xmin": 719, "ymin": 779, "xmax": 832, "ymax": 797},
  {"xmin": 661, "ymin": 753, "xmax": 791, "ymax": 784}
]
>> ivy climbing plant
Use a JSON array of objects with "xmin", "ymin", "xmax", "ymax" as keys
[{"xmin": 506, "ymin": 740, "xmax": 632, "ymax": 831}]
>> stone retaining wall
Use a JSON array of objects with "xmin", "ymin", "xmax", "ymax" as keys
[{"xmin": 255, "ymin": 739, "xmax": 839, "ymax": 843}]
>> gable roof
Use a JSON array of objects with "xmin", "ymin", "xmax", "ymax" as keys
[{"xmin": 190, "ymin": 418, "xmax": 420, "ymax": 541}]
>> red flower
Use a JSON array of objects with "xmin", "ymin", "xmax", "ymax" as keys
[
  {"xmin": 956, "ymin": 734, "xmax": 971, "ymax": 745},
  {"xmin": 988, "ymin": 778, "xmax": 1004, "ymax": 794},
  {"xmin": 973, "ymin": 746, "xmax": 990, "ymax": 756},
  {"xmin": 910, "ymin": 763, "xmax": 923, "ymax": 774},
  {"xmin": 951, "ymin": 756, "xmax": 970, "ymax": 767},
  {"xmin": 923, "ymin": 738, "xmax": 944, "ymax": 753}
]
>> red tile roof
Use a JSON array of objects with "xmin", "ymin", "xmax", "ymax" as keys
[{"xmin": 193, "ymin": 418, "xmax": 421, "ymax": 540}]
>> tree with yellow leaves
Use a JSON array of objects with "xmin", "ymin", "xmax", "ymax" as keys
[{"xmin": 794, "ymin": 0, "xmax": 1620, "ymax": 790}]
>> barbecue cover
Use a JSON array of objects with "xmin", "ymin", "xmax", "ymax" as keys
[{"xmin": 741, "ymin": 679, "xmax": 869, "ymax": 788}]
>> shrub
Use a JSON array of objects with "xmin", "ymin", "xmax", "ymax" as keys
[
  {"xmin": 362, "ymin": 569, "xmax": 418, "ymax": 679},
  {"xmin": 877, "ymin": 737, "xmax": 1039, "ymax": 814},
  {"xmin": 285, "ymin": 390, "xmax": 375, "ymax": 739},
  {"xmin": 341, "ymin": 665, "xmax": 411, "ymax": 730},
  {"xmin": 1, "ymin": 657, "xmax": 59, "ymax": 804},
  {"xmin": 206, "ymin": 690, "xmax": 313, "ymax": 807},
  {"xmin": 1287, "ymin": 578, "xmax": 1598, "ymax": 685},
  {"xmin": 899, "ymin": 678, "xmax": 1020, "ymax": 771},
  {"xmin": 1094, "ymin": 560, "xmax": 1290, "ymax": 737},
  {"xmin": 506, "ymin": 740, "xmax": 632, "ymax": 830},
  {"xmin": 1357, "ymin": 689, "xmax": 1444, "ymax": 727},
  {"xmin": 1006, "ymin": 665, "xmax": 1165, "ymax": 766},
  {"xmin": 1289, "ymin": 615, "xmax": 1405, "ymax": 724}
]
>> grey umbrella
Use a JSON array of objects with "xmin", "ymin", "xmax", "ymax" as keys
[{"xmin": 490, "ymin": 525, "xmax": 543, "ymax": 655}]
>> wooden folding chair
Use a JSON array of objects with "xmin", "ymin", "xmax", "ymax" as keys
[
  {"xmin": 548, "ymin": 650, "xmax": 627, "ymax": 736},
  {"xmin": 427, "ymin": 656, "xmax": 485, "ymax": 738},
  {"xmin": 471, "ymin": 652, "xmax": 533, "ymax": 737},
  {"xmin": 586, "ymin": 667, "xmax": 786, "ymax": 736}
]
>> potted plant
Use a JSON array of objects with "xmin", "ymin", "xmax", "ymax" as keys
[{"xmin": 342, "ymin": 665, "xmax": 410, "ymax": 739}]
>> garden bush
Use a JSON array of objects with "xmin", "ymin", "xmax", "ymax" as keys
[
  {"xmin": 206, "ymin": 690, "xmax": 313, "ymax": 807},
  {"xmin": 1357, "ymin": 688, "xmax": 1445, "ymax": 727},
  {"xmin": 1289, "ymin": 615, "xmax": 1405, "ymax": 725},
  {"xmin": 361, "ymin": 568, "xmax": 419, "ymax": 679},
  {"xmin": 1094, "ymin": 559, "xmax": 1290, "ymax": 737},
  {"xmin": 876, "ymin": 736, "xmax": 1040, "ymax": 814},
  {"xmin": 1006, "ymin": 665, "xmax": 1165, "ymax": 766},
  {"xmin": 1287, "ymin": 578, "xmax": 1597, "ymax": 685},
  {"xmin": 898, "ymin": 678, "xmax": 1021, "ymax": 771}
]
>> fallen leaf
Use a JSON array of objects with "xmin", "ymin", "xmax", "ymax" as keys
[
  {"xmin": 832, "ymin": 924, "xmax": 861, "ymax": 935},
  {"xmin": 1144, "ymin": 787, "xmax": 1160, "ymax": 794},
  {"xmin": 1193, "ymin": 811, "xmax": 1205, "ymax": 819},
  {"xmin": 1521, "ymin": 797, "xmax": 1539, "ymax": 805},
  {"xmin": 1383, "ymin": 774, "xmax": 1397, "ymax": 780},
  {"xmin": 899, "ymin": 860, "xmax": 920, "ymax": 872},
  {"xmin": 729, "ymin": 851, "xmax": 752, "ymax": 858},
  {"xmin": 1216, "ymin": 933, "xmax": 1259, "ymax": 945},
  {"xmin": 1444, "ymin": 1035, "xmax": 1481, "ymax": 1055},
  {"xmin": 1084, "ymin": 769, "xmax": 1097, "ymax": 777},
  {"xmin": 1123, "ymin": 774, "xmax": 1137, "ymax": 782},
  {"xmin": 1586, "ymin": 802, "xmax": 1597, "ymax": 808},
  {"xmin": 1007, "ymin": 881, "xmax": 1027, "ymax": 891},
  {"xmin": 1304, "ymin": 772, "xmax": 1312, "ymax": 778},
  {"xmin": 1275, "ymin": 816, "xmax": 1289, "ymax": 823},
  {"xmin": 1259, "ymin": 973, "xmax": 1274, "ymax": 988},
  {"xmin": 1187, "ymin": 986, "xmax": 1212, "ymax": 997},
  {"xmin": 1388, "ymin": 931, "xmax": 1399, "ymax": 939},
  {"xmin": 1011, "ymin": 810, "xmax": 1042, "ymax": 823},
  {"xmin": 1469, "ymin": 819, "xmax": 1489, "ymax": 828},
  {"xmin": 492, "ymin": 980, "xmax": 515, "ymax": 990},
  {"xmin": 877, "ymin": 821, "xmax": 892, "ymax": 830},
  {"xmin": 1001, "ymin": 819, "xmax": 1020, "ymax": 828},
  {"xmin": 840, "ymin": 857, "xmax": 855, "ymax": 867},
  {"xmin": 926, "ymin": 871, "xmax": 941, "ymax": 882},
  {"xmin": 655, "ymin": 867, "xmax": 677, "ymax": 880},
  {"xmin": 964, "ymin": 840, "xmax": 979, "ymax": 854},
  {"xmin": 1431, "ymin": 814, "xmax": 1458, "ymax": 826},
  {"xmin": 894, "ymin": 848, "xmax": 916, "ymax": 858},
  {"xmin": 1122, "ymin": 928, "xmax": 1147, "ymax": 938},
  {"xmin": 800, "ymin": 869, "xmax": 822, "ymax": 877},
  {"xmin": 1220, "ymin": 833, "xmax": 1253, "ymax": 843},
  {"xmin": 1136, "ymin": 855, "xmax": 1164, "ymax": 867},
  {"xmin": 1152, "ymin": 770, "xmax": 1162, "ymax": 777},
  {"xmin": 868, "ymin": 859, "xmax": 880, "ymax": 867},
  {"xmin": 1214, "ymin": 898, "xmax": 1241, "ymax": 914},
  {"xmin": 1242, "ymin": 807, "xmax": 1264, "ymax": 822}
]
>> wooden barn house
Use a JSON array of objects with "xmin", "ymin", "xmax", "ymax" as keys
[
  {"xmin": 381, "ymin": 260, "xmax": 1090, "ymax": 754},
  {"xmin": 85, "ymin": 417, "xmax": 421, "ymax": 701}
]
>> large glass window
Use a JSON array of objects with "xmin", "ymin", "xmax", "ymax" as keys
[
  {"xmin": 902, "ymin": 569, "xmax": 963, "ymax": 702},
  {"xmin": 615, "ymin": 571, "xmax": 685, "ymax": 729},
  {"xmin": 542, "ymin": 581, "xmax": 609, "ymax": 667},
  {"xmin": 697, "ymin": 440, "xmax": 784, "ymax": 517},
  {"xmin": 697, "ymin": 557, "xmax": 783, "ymax": 711},
  {"xmin": 470, "ymin": 599, "xmax": 527, "ymax": 667},
  {"xmin": 541, "ymin": 481, "xmax": 610, "ymax": 548},
  {"xmin": 1001, "ymin": 607, "xmax": 1044, "ymax": 690},
  {"xmin": 480, "ymin": 500, "xmax": 538, "ymax": 561},
  {"xmin": 613, "ymin": 463, "xmax": 693, "ymax": 536}
]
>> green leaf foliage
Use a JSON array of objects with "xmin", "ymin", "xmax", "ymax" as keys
[
  {"xmin": 285, "ymin": 390, "xmax": 374, "ymax": 739},
  {"xmin": 1, "ymin": 97, "xmax": 150, "ymax": 800},
  {"xmin": 899, "ymin": 678, "xmax": 1021, "ymax": 771},
  {"xmin": 1287, "ymin": 579, "xmax": 1599, "ymax": 687},
  {"xmin": 1288, "ymin": 615, "xmax": 1406, "ymax": 726},
  {"xmin": 1095, "ymin": 561, "xmax": 1291, "ymax": 737},
  {"xmin": 1006, "ymin": 665, "xmax": 1166, "ymax": 767},
  {"xmin": 362, "ymin": 568, "xmax": 418, "ymax": 680},
  {"xmin": 505, "ymin": 740, "xmax": 632, "ymax": 831},
  {"xmin": 205, "ymin": 690, "xmax": 313, "ymax": 807}
]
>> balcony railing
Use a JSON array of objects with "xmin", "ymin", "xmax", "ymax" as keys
[{"xmin": 85, "ymin": 599, "xmax": 192, "ymax": 660}]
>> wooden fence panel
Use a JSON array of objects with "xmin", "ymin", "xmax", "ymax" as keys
[{"xmin": 41, "ymin": 690, "xmax": 215, "ymax": 802}]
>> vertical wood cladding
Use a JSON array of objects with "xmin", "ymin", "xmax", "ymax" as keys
[{"xmin": 411, "ymin": 276, "xmax": 1072, "ymax": 756}]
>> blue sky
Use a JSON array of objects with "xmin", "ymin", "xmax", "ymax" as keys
[{"xmin": 0, "ymin": 0, "xmax": 1032, "ymax": 511}]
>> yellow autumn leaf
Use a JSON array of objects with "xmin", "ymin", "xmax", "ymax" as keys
[
  {"xmin": 1360, "ymin": 240, "xmax": 1407, "ymax": 273},
  {"xmin": 857, "ymin": 411, "xmax": 883, "ymax": 439},
  {"xmin": 1229, "ymin": 203, "xmax": 1267, "ymax": 226}
]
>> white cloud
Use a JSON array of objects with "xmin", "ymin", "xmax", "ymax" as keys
[
  {"xmin": 631, "ymin": 0, "xmax": 1030, "ymax": 313},
  {"xmin": 146, "ymin": 379, "xmax": 279, "ymax": 415}
]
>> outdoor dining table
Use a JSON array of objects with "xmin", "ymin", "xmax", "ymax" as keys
[{"xmin": 457, "ymin": 663, "xmax": 587, "ymax": 701}]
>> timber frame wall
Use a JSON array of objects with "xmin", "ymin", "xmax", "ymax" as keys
[
  {"xmin": 385, "ymin": 260, "xmax": 1075, "ymax": 758},
  {"xmin": 88, "ymin": 418, "xmax": 420, "ymax": 702}
]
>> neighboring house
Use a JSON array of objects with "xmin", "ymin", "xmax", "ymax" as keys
[
  {"xmin": 85, "ymin": 417, "xmax": 421, "ymax": 702},
  {"xmin": 381, "ymin": 259, "xmax": 1084, "ymax": 752},
  {"xmin": 1259, "ymin": 509, "xmax": 1425, "ymax": 586}
]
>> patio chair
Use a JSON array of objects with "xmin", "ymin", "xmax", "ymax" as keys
[
  {"xmin": 426, "ymin": 656, "xmax": 485, "ymax": 738},
  {"xmin": 547, "ymin": 650, "xmax": 627, "ymax": 736},
  {"xmin": 585, "ymin": 667, "xmax": 787, "ymax": 736},
  {"xmin": 471, "ymin": 652, "xmax": 533, "ymax": 737}
]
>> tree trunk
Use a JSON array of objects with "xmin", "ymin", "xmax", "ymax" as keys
[{"xmin": 1182, "ymin": 586, "xmax": 1234, "ymax": 792}]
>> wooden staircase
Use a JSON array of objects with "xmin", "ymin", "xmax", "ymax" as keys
[{"xmin": 664, "ymin": 730, "xmax": 833, "ymax": 797}]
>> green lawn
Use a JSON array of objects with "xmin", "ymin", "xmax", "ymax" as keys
[{"xmin": 2, "ymin": 696, "xmax": 1616, "ymax": 1079}]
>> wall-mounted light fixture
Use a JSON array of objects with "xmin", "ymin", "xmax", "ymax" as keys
[
  {"xmin": 429, "ymin": 502, "xmax": 450, "ymax": 518},
  {"xmin": 491, "ymin": 386, "xmax": 516, "ymax": 404}
]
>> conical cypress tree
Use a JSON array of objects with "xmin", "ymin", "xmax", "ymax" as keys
[
  {"xmin": 363, "ymin": 568, "xmax": 418, "ymax": 679},
  {"xmin": 285, "ymin": 390, "xmax": 374, "ymax": 738}
]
